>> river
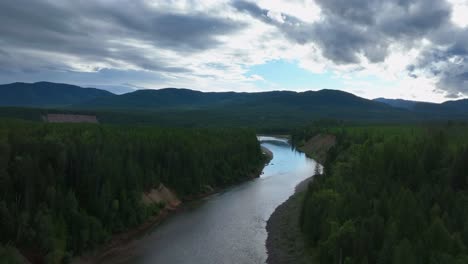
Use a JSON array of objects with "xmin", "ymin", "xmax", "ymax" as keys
[{"xmin": 100, "ymin": 136, "xmax": 318, "ymax": 264}]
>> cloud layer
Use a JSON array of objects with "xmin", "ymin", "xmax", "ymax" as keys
[
  {"xmin": 0, "ymin": 1, "xmax": 242, "ymax": 72},
  {"xmin": 235, "ymin": 0, "xmax": 467, "ymax": 97},
  {"xmin": 0, "ymin": 0, "xmax": 467, "ymax": 100}
]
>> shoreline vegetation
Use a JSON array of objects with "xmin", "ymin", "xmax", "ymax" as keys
[
  {"xmin": 73, "ymin": 140, "xmax": 273, "ymax": 264},
  {"xmin": 73, "ymin": 184, "xmax": 180, "ymax": 264},
  {"xmin": 292, "ymin": 124, "xmax": 468, "ymax": 263},
  {"xmin": 296, "ymin": 134, "xmax": 336, "ymax": 164},
  {"xmin": 0, "ymin": 120, "xmax": 267, "ymax": 264}
]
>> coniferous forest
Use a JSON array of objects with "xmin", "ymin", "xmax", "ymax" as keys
[
  {"xmin": 0, "ymin": 120, "xmax": 264, "ymax": 263},
  {"xmin": 2, "ymin": 0, "xmax": 468, "ymax": 262},
  {"xmin": 296, "ymin": 124, "xmax": 468, "ymax": 263}
]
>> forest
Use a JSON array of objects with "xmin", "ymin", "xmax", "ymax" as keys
[
  {"xmin": 0, "ymin": 119, "xmax": 265, "ymax": 263},
  {"xmin": 296, "ymin": 123, "xmax": 468, "ymax": 263}
]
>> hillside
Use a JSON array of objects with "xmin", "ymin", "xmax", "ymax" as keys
[
  {"xmin": 70, "ymin": 87, "xmax": 418, "ymax": 126},
  {"xmin": 82, "ymin": 88, "xmax": 391, "ymax": 111},
  {"xmin": 373, "ymin": 98, "xmax": 422, "ymax": 110},
  {"xmin": 0, "ymin": 82, "xmax": 113, "ymax": 107},
  {"xmin": 375, "ymin": 97, "xmax": 468, "ymax": 119},
  {"xmin": 4, "ymin": 82, "xmax": 468, "ymax": 127},
  {"xmin": 442, "ymin": 99, "xmax": 468, "ymax": 112},
  {"xmin": 296, "ymin": 124, "xmax": 468, "ymax": 263},
  {"xmin": 77, "ymin": 87, "xmax": 411, "ymax": 120},
  {"xmin": 79, "ymin": 88, "xmax": 242, "ymax": 109},
  {"xmin": 0, "ymin": 120, "xmax": 265, "ymax": 263}
]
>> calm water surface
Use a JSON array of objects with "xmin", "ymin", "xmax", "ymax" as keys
[{"xmin": 102, "ymin": 136, "xmax": 318, "ymax": 264}]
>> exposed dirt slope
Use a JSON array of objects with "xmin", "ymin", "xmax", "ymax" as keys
[
  {"xmin": 298, "ymin": 134, "xmax": 336, "ymax": 163},
  {"xmin": 142, "ymin": 183, "xmax": 181, "ymax": 208}
]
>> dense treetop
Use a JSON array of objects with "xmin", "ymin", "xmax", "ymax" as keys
[
  {"xmin": 0, "ymin": 119, "xmax": 264, "ymax": 263},
  {"xmin": 296, "ymin": 124, "xmax": 468, "ymax": 263}
]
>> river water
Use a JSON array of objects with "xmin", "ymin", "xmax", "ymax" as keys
[{"xmin": 101, "ymin": 136, "xmax": 318, "ymax": 264}]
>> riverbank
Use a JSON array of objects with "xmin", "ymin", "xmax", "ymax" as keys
[
  {"xmin": 266, "ymin": 134, "xmax": 336, "ymax": 264},
  {"xmin": 266, "ymin": 133, "xmax": 334, "ymax": 264},
  {"xmin": 258, "ymin": 134, "xmax": 291, "ymax": 140},
  {"xmin": 266, "ymin": 177, "xmax": 313, "ymax": 264},
  {"xmin": 261, "ymin": 145, "xmax": 274, "ymax": 163},
  {"xmin": 73, "ymin": 205, "xmax": 176, "ymax": 264},
  {"xmin": 297, "ymin": 134, "xmax": 336, "ymax": 163},
  {"xmin": 73, "ymin": 146, "xmax": 273, "ymax": 264}
]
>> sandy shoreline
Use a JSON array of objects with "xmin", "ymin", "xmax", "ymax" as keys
[
  {"xmin": 261, "ymin": 145, "xmax": 274, "ymax": 162},
  {"xmin": 266, "ymin": 133, "xmax": 333, "ymax": 264},
  {"xmin": 265, "ymin": 176, "xmax": 313, "ymax": 264}
]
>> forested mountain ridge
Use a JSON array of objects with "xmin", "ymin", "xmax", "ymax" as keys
[
  {"xmin": 75, "ymin": 88, "xmax": 418, "ymax": 125},
  {"xmin": 0, "ymin": 120, "xmax": 265, "ymax": 263},
  {"xmin": 3, "ymin": 82, "xmax": 468, "ymax": 127},
  {"xmin": 79, "ymin": 87, "xmax": 392, "ymax": 111},
  {"xmin": 442, "ymin": 99, "xmax": 468, "ymax": 112},
  {"xmin": 78, "ymin": 88, "xmax": 241, "ymax": 109},
  {"xmin": 0, "ymin": 82, "xmax": 415, "ymax": 128},
  {"xmin": 0, "ymin": 82, "xmax": 399, "ymax": 112},
  {"xmin": 3, "ymin": 82, "xmax": 468, "ymax": 117},
  {"xmin": 294, "ymin": 124, "xmax": 468, "ymax": 263},
  {"xmin": 375, "ymin": 97, "xmax": 468, "ymax": 115},
  {"xmin": 373, "ymin": 98, "xmax": 422, "ymax": 110},
  {"xmin": 0, "ymin": 82, "xmax": 113, "ymax": 107}
]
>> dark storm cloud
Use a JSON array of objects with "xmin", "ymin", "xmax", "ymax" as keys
[
  {"xmin": 233, "ymin": 0, "xmax": 468, "ymax": 96},
  {"xmin": 0, "ymin": 1, "xmax": 244, "ymax": 75}
]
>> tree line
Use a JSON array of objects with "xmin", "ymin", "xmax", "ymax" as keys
[
  {"xmin": 0, "ymin": 119, "xmax": 264, "ymax": 263},
  {"xmin": 296, "ymin": 123, "xmax": 468, "ymax": 263}
]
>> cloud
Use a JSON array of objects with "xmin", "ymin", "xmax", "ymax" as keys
[
  {"xmin": 0, "ymin": 1, "xmax": 243, "ymax": 75},
  {"xmin": 233, "ymin": 0, "xmax": 468, "ymax": 99},
  {"xmin": 0, "ymin": 0, "xmax": 297, "ymax": 93},
  {"xmin": 233, "ymin": 0, "xmax": 315, "ymax": 45},
  {"xmin": 0, "ymin": 0, "xmax": 467, "ymax": 101},
  {"xmin": 408, "ymin": 25, "xmax": 468, "ymax": 98},
  {"xmin": 233, "ymin": 0, "xmax": 452, "ymax": 63}
]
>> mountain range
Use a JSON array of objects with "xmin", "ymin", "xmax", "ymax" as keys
[
  {"xmin": 373, "ymin": 97, "xmax": 468, "ymax": 116},
  {"xmin": 0, "ymin": 82, "xmax": 113, "ymax": 107},
  {"xmin": 1, "ymin": 82, "xmax": 468, "ymax": 126},
  {"xmin": 373, "ymin": 98, "xmax": 423, "ymax": 110}
]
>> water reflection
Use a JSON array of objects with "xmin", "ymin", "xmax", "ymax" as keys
[{"xmin": 102, "ymin": 136, "xmax": 317, "ymax": 264}]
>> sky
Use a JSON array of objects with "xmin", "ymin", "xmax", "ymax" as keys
[{"xmin": 0, "ymin": 0, "xmax": 467, "ymax": 102}]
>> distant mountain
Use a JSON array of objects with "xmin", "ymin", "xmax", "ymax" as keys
[
  {"xmin": 80, "ymin": 88, "xmax": 238, "ymax": 109},
  {"xmin": 404, "ymin": 99, "xmax": 468, "ymax": 116},
  {"xmin": 4, "ymin": 81, "xmax": 468, "ymax": 126},
  {"xmin": 82, "ymin": 88, "xmax": 390, "ymax": 110},
  {"xmin": 86, "ymin": 84, "xmax": 137, "ymax": 95},
  {"xmin": 375, "ymin": 97, "xmax": 468, "ymax": 119},
  {"xmin": 72, "ymin": 87, "xmax": 416, "ymax": 123},
  {"xmin": 373, "ymin": 98, "xmax": 423, "ymax": 110},
  {"xmin": 442, "ymin": 99, "xmax": 468, "ymax": 112},
  {"xmin": 0, "ymin": 82, "xmax": 113, "ymax": 107}
]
